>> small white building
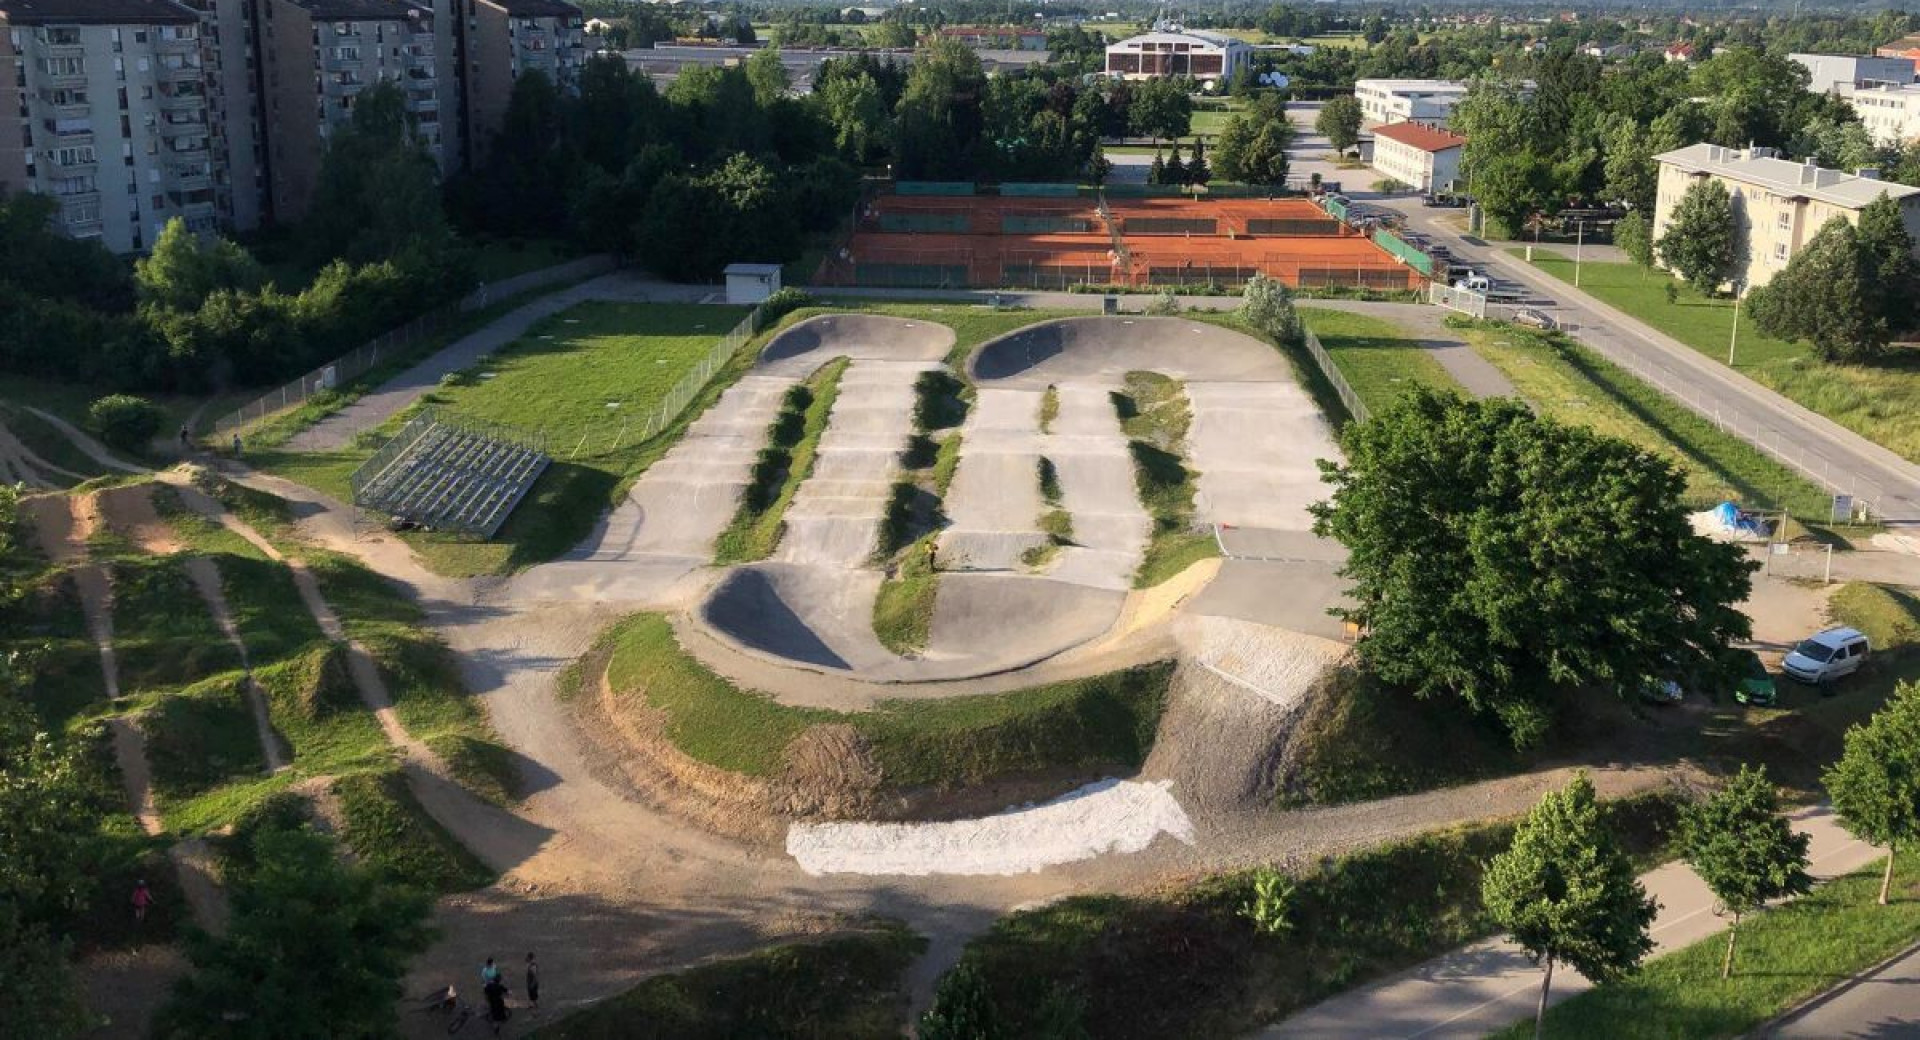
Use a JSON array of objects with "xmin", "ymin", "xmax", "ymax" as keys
[
  {"xmin": 1839, "ymin": 82, "xmax": 1920, "ymax": 145},
  {"xmin": 1789, "ymin": 52, "xmax": 1915, "ymax": 94},
  {"xmin": 1104, "ymin": 29, "xmax": 1252, "ymax": 82},
  {"xmin": 1353, "ymin": 79, "xmax": 1471, "ymax": 127},
  {"xmin": 1370, "ymin": 121, "xmax": 1467, "ymax": 192},
  {"xmin": 724, "ymin": 263, "xmax": 783, "ymax": 305}
]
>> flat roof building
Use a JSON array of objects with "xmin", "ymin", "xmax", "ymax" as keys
[
  {"xmin": 1838, "ymin": 82, "xmax": 1920, "ymax": 146},
  {"xmin": 1789, "ymin": 52, "xmax": 1914, "ymax": 94},
  {"xmin": 1104, "ymin": 29, "xmax": 1250, "ymax": 83},
  {"xmin": 1353, "ymin": 79, "xmax": 1470, "ymax": 127},
  {"xmin": 1653, "ymin": 143, "xmax": 1920, "ymax": 290}
]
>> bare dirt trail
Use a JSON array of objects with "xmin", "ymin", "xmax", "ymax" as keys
[
  {"xmin": 22, "ymin": 406, "xmax": 147, "ymax": 474},
  {"xmin": 0, "ymin": 417, "xmax": 87, "ymax": 488}
]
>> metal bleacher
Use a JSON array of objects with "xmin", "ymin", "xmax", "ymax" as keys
[{"xmin": 348, "ymin": 409, "xmax": 550, "ymax": 539}]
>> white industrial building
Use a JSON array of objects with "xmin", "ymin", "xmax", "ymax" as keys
[
  {"xmin": 1839, "ymin": 82, "xmax": 1920, "ymax": 146},
  {"xmin": 1370, "ymin": 121, "xmax": 1467, "ymax": 193},
  {"xmin": 1353, "ymin": 79, "xmax": 1471, "ymax": 127},
  {"xmin": 1790, "ymin": 52, "xmax": 1915, "ymax": 94},
  {"xmin": 1104, "ymin": 29, "xmax": 1251, "ymax": 82}
]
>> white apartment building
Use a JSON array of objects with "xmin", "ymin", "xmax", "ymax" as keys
[
  {"xmin": 1370, "ymin": 121, "xmax": 1465, "ymax": 193},
  {"xmin": 0, "ymin": 0, "xmax": 216, "ymax": 252},
  {"xmin": 1653, "ymin": 143, "xmax": 1920, "ymax": 290},
  {"xmin": 1353, "ymin": 79, "xmax": 1470, "ymax": 128},
  {"xmin": 1789, "ymin": 52, "xmax": 1914, "ymax": 94},
  {"xmin": 1838, "ymin": 82, "xmax": 1920, "ymax": 146},
  {"xmin": 1104, "ymin": 29, "xmax": 1251, "ymax": 83}
]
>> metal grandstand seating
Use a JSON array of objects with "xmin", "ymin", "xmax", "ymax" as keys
[{"xmin": 348, "ymin": 409, "xmax": 550, "ymax": 539}]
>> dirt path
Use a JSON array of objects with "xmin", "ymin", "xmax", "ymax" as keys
[
  {"xmin": 23, "ymin": 406, "xmax": 147, "ymax": 474},
  {"xmin": 0, "ymin": 417, "xmax": 85, "ymax": 489}
]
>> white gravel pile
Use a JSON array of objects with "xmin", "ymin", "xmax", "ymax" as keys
[
  {"xmin": 785, "ymin": 778, "xmax": 1193, "ymax": 876},
  {"xmin": 1191, "ymin": 615, "xmax": 1347, "ymax": 710}
]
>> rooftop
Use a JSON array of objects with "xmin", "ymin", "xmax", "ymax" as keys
[
  {"xmin": 277, "ymin": 0, "xmax": 428, "ymax": 22},
  {"xmin": 1656, "ymin": 143, "xmax": 1920, "ymax": 209},
  {"xmin": 1108, "ymin": 29, "xmax": 1247, "ymax": 50},
  {"xmin": 1354, "ymin": 78, "xmax": 1471, "ymax": 92},
  {"xmin": 1372, "ymin": 120, "xmax": 1467, "ymax": 153},
  {"xmin": 0, "ymin": 0, "xmax": 197, "ymax": 24},
  {"xmin": 475, "ymin": 0, "xmax": 579, "ymax": 16}
]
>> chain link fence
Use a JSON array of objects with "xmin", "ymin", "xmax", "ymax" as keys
[{"xmin": 1299, "ymin": 326, "xmax": 1369, "ymax": 424}]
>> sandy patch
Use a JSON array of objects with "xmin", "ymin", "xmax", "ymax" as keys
[
  {"xmin": 98, "ymin": 483, "xmax": 184, "ymax": 555},
  {"xmin": 785, "ymin": 778, "xmax": 1194, "ymax": 876},
  {"xmin": 1187, "ymin": 615, "xmax": 1348, "ymax": 711}
]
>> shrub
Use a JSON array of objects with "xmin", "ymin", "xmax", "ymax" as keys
[
  {"xmin": 1241, "ymin": 273, "xmax": 1301, "ymax": 344},
  {"xmin": 86, "ymin": 394, "xmax": 164, "ymax": 451},
  {"xmin": 757, "ymin": 287, "xmax": 817, "ymax": 330}
]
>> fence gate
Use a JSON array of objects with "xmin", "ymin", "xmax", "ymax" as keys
[{"xmin": 1428, "ymin": 282, "xmax": 1487, "ymax": 318}]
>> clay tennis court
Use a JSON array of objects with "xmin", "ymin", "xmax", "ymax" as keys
[{"xmin": 816, "ymin": 193, "xmax": 1422, "ymax": 291}]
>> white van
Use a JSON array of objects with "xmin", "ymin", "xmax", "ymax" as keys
[
  {"xmin": 1454, "ymin": 272, "xmax": 1491, "ymax": 293},
  {"xmin": 1781, "ymin": 627, "xmax": 1871, "ymax": 686}
]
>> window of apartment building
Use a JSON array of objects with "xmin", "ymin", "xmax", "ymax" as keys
[
  {"xmin": 44, "ymin": 26, "xmax": 82, "ymax": 45},
  {"xmin": 137, "ymin": 57, "xmax": 150, "ymax": 73},
  {"xmin": 334, "ymin": 45, "xmax": 360, "ymax": 61},
  {"xmin": 43, "ymin": 56, "xmax": 86, "ymax": 77},
  {"xmin": 51, "ymin": 144, "xmax": 95, "ymax": 166},
  {"xmin": 120, "ymin": 115, "xmax": 131, "ymax": 136},
  {"xmin": 51, "ymin": 173, "xmax": 94, "ymax": 195},
  {"xmin": 118, "ymin": 87, "xmax": 129, "ymax": 108},
  {"xmin": 1776, "ymin": 212, "xmax": 1791, "ymax": 230},
  {"xmin": 1773, "ymin": 242, "xmax": 1789, "ymax": 261},
  {"xmin": 134, "ymin": 29, "xmax": 147, "ymax": 43}
]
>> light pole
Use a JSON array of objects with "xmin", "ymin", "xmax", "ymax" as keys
[
  {"xmin": 1727, "ymin": 281, "xmax": 1744, "ymax": 367},
  {"xmin": 1573, "ymin": 219, "xmax": 1584, "ymax": 288}
]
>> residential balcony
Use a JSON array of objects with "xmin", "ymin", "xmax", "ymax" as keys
[
  {"xmin": 160, "ymin": 118, "xmax": 208, "ymax": 137},
  {"xmin": 156, "ymin": 35, "xmax": 200, "ymax": 55},
  {"xmin": 41, "ymin": 117, "xmax": 93, "ymax": 139},
  {"xmin": 49, "ymin": 158, "xmax": 98, "ymax": 176},
  {"xmin": 169, "ymin": 169, "xmax": 213, "ymax": 191},
  {"xmin": 46, "ymin": 101, "xmax": 91, "ymax": 120},
  {"xmin": 158, "ymin": 62, "xmax": 204, "ymax": 82},
  {"xmin": 405, "ymin": 47, "xmax": 435, "ymax": 67},
  {"xmin": 158, "ymin": 90, "xmax": 204, "ymax": 111},
  {"xmin": 167, "ymin": 138, "xmax": 210, "ymax": 156},
  {"xmin": 40, "ymin": 68, "xmax": 88, "ymax": 88},
  {"xmin": 406, "ymin": 96, "xmax": 438, "ymax": 113},
  {"xmin": 325, "ymin": 55, "xmax": 363, "ymax": 72}
]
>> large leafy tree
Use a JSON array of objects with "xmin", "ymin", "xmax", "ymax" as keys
[
  {"xmin": 1316, "ymin": 95, "xmax": 1363, "ymax": 156},
  {"xmin": 302, "ymin": 82, "xmax": 455, "ymax": 266},
  {"xmin": 155, "ymin": 827, "xmax": 433, "ymax": 1039},
  {"xmin": 1747, "ymin": 219, "xmax": 1887, "ymax": 362},
  {"xmin": 1127, "ymin": 77, "xmax": 1192, "ymax": 143},
  {"xmin": 1309, "ymin": 389, "xmax": 1754, "ymax": 746},
  {"xmin": 1680, "ymin": 765, "xmax": 1812, "ymax": 979},
  {"xmin": 1216, "ymin": 95, "xmax": 1294, "ymax": 186},
  {"xmin": 1655, "ymin": 180, "xmax": 1737, "ymax": 291},
  {"xmin": 892, "ymin": 38, "xmax": 987, "ymax": 178},
  {"xmin": 1856, "ymin": 193, "xmax": 1920, "ymax": 332},
  {"xmin": 1825, "ymin": 681, "xmax": 1920, "ymax": 906},
  {"xmin": 1483, "ymin": 774, "xmax": 1657, "ymax": 1040},
  {"xmin": 133, "ymin": 220, "xmax": 265, "ymax": 313}
]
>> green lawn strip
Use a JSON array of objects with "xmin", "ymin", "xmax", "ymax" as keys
[
  {"xmin": 1524, "ymin": 255, "xmax": 1920, "ymax": 465},
  {"xmin": 1112, "ymin": 370, "xmax": 1217, "ymax": 587},
  {"xmin": 250, "ymin": 643, "xmax": 392, "ymax": 776},
  {"xmin": 0, "ymin": 374, "xmax": 205, "ymax": 456},
  {"xmin": 301, "ymin": 550, "xmax": 518, "ymax": 804},
  {"xmin": 1022, "ymin": 456, "xmax": 1074, "ymax": 570},
  {"xmin": 1829, "ymin": 581, "xmax": 1920, "ymax": 651},
  {"xmin": 106, "ymin": 554, "xmax": 242, "ymax": 695},
  {"xmin": 530, "ymin": 923, "xmax": 925, "ymax": 1040},
  {"xmin": 713, "ymin": 358, "xmax": 849, "ymax": 564},
  {"xmin": 330, "ymin": 768, "xmax": 494, "ymax": 893},
  {"xmin": 1458, "ymin": 320, "xmax": 1832, "ymax": 521},
  {"xmin": 469, "ymin": 237, "xmax": 580, "ymax": 284},
  {"xmin": 6, "ymin": 567, "xmax": 108, "ymax": 727},
  {"xmin": 874, "ymin": 368, "xmax": 970, "ymax": 652},
  {"xmin": 1298, "ymin": 306, "xmax": 1459, "ymax": 413},
  {"xmin": 1493, "ymin": 850, "xmax": 1920, "ymax": 1040},
  {"xmin": 602, "ymin": 613, "xmax": 1172, "ymax": 785},
  {"xmin": 872, "ymin": 537, "xmax": 939, "ymax": 654},
  {"xmin": 947, "ymin": 794, "xmax": 1682, "ymax": 1040}
]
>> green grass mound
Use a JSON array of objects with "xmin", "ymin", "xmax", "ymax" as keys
[
  {"xmin": 108, "ymin": 555, "xmax": 241, "ymax": 694},
  {"xmin": 141, "ymin": 673, "xmax": 268, "ymax": 803},
  {"xmin": 533, "ymin": 924, "xmax": 924, "ymax": 1040},
  {"xmin": 331, "ymin": 769, "xmax": 493, "ymax": 894},
  {"xmin": 603, "ymin": 614, "xmax": 1172, "ymax": 788},
  {"xmin": 872, "ymin": 535, "xmax": 939, "ymax": 656},
  {"xmin": 252, "ymin": 643, "xmax": 390, "ymax": 775}
]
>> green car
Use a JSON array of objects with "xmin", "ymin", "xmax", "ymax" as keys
[{"xmin": 1732, "ymin": 649, "xmax": 1777, "ymax": 706}]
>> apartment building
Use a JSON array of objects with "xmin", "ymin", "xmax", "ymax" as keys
[
  {"xmin": 1837, "ymin": 82, "xmax": 1920, "ymax": 147},
  {"xmin": 1652, "ymin": 143, "xmax": 1920, "ymax": 290},
  {"xmin": 1788, "ymin": 52, "xmax": 1914, "ymax": 94},
  {"xmin": 1352, "ymin": 79, "xmax": 1470, "ymax": 128},
  {"xmin": 1370, "ymin": 121, "xmax": 1465, "ymax": 193},
  {"xmin": 258, "ymin": 0, "xmax": 436, "ymax": 220},
  {"xmin": 463, "ymin": 0, "xmax": 580, "ymax": 162},
  {"xmin": 1, "ymin": 0, "xmax": 218, "ymax": 252}
]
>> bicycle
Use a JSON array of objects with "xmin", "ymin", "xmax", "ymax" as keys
[{"xmin": 418, "ymin": 986, "xmax": 477, "ymax": 1034}]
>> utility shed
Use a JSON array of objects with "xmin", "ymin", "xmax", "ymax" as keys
[{"xmin": 724, "ymin": 263, "xmax": 783, "ymax": 304}]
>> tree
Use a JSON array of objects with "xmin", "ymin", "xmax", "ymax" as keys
[
  {"xmin": 1600, "ymin": 117, "xmax": 1659, "ymax": 212},
  {"xmin": 155, "ymin": 827, "xmax": 433, "ymax": 1039},
  {"xmin": 1309, "ymin": 389, "xmax": 1754, "ymax": 746},
  {"xmin": 1655, "ymin": 179, "xmax": 1736, "ymax": 291},
  {"xmin": 745, "ymin": 47, "xmax": 790, "ymax": 106},
  {"xmin": 134, "ymin": 219, "xmax": 264, "ymax": 313},
  {"xmin": 819, "ymin": 70, "xmax": 886, "ymax": 162},
  {"xmin": 1857, "ymin": 193, "xmax": 1920, "ymax": 332},
  {"xmin": 1747, "ymin": 219, "xmax": 1888, "ymax": 362},
  {"xmin": 1164, "ymin": 143, "xmax": 1188, "ymax": 186},
  {"xmin": 918, "ymin": 960, "xmax": 999, "ymax": 1040},
  {"xmin": 302, "ymin": 82, "xmax": 454, "ymax": 266},
  {"xmin": 891, "ymin": 39, "xmax": 986, "ymax": 178},
  {"xmin": 1483, "ymin": 774, "xmax": 1658, "ymax": 1040},
  {"xmin": 1216, "ymin": 113, "xmax": 1292, "ymax": 187},
  {"xmin": 86, "ymin": 394, "xmax": 164, "ymax": 451},
  {"xmin": 1316, "ymin": 95, "xmax": 1362, "ymax": 156},
  {"xmin": 1824, "ymin": 681, "xmax": 1920, "ymax": 906},
  {"xmin": 1681, "ymin": 765, "xmax": 1812, "ymax": 978},
  {"xmin": 1128, "ymin": 77, "xmax": 1192, "ymax": 142},
  {"xmin": 1614, "ymin": 209, "xmax": 1654, "ymax": 268},
  {"xmin": 1188, "ymin": 137, "xmax": 1211, "ymax": 186},
  {"xmin": 0, "ymin": 907, "xmax": 91, "ymax": 1040},
  {"xmin": 1241, "ymin": 273, "xmax": 1301, "ymax": 344}
]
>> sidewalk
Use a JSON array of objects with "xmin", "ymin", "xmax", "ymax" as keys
[{"xmin": 1258, "ymin": 805, "xmax": 1879, "ymax": 1039}]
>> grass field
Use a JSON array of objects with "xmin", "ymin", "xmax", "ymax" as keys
[
  {"xmin": 532, "ymin": 924, "xmax": 924, "ymax": 1040},
  {"xmin": 1526, "ymin": 256, "xmax": 1920, "ymax": 465},
  {"xmin": 602, "ymin": 613, "xmax": 1172, "ymax": 787},
  {"xmin": 1457, "ymin": 320, "xmax": 1832, "ymax": 520},
  {"xmin": 1495, "ymin": 850, "xmax": 1920, "ymax": 1040},
  {"xmin": 1299, "ymin": 306, "xmax": 1458, "ymax": 414}
]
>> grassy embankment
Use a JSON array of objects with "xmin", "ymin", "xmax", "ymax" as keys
[
  {"xmin": 598, "ymin": 613, "xmax": 1170, "ymax": 789},
  {"xmin": 1113, "ymin": 370, "xmax": 1215, "ymax": 587},
  {"xmin": 252, "ymin": 301, "xmax": 750, "ymax": 577},
  {"xmin": 532, "ymin": 924, "xmax": 924, "ymax": 1040},
  {"xmin": 711, "ymin": 358, "xmax": 849, "ymax": 563},
  {"xmin": 1497, "ymin": 849, "xmax": 1920, "ymax": 1040},
  {"xmin": 872, "ymin": 367, "xmax": 969, "ymax": 655},
  {"xmin": 937, "ymin": 792, "xmax": 1682, "ymax": 1040},
  {"xmin": 1297, "ymin": 306, "xmax": 1460, "ymax": 414},
  {"xmin": 1526, "ymin": 255, "xmax": 1920, "ymax": 466}
]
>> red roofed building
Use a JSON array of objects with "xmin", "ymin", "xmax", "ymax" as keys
[{"xmin": 1370, "ymin": 121, "xmax": 1466, "ymax": 192}]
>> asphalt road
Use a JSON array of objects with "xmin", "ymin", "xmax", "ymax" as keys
[{"xmin": 1762, "ymin": 941, "xmax": 1920, "ymax": 1038}]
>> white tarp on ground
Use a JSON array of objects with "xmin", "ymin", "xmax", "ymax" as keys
[{"xmin": 785, "ymin": 779, "xmax": 1194, "ymax": 876}]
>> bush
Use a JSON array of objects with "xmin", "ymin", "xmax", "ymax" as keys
[
  {"xmin": 1240, "ymin": 273, "xmax": 1301, "ymax": 344},
  {"xmin": 86, "ymin": 395, "xmax": 164, "ymax": 451},
  {"xmin": 757, "ymin": 287, "xmax": 817, "ymax": 330}
]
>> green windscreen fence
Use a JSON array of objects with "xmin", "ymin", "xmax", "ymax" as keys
[
  {"xmin": 1002, "ymin": 214, "xmax": 1095, "ymax": 233},
  {"xmin": 1323, "ymin": 197, "xmax": 1348, "ymax": 221},
  {"xmin": 1371, "ymin": 228, "xmax": 1434, "ymax": 277},
  {"xmin": 878, "ymin": 212, "xmax": 972, "ymax": 233},
  {"xmin": 1247, "ymin": 217, "xmax": 1344, "ymax": 236},
  {"xmin": 1000, "ymin": 182, "xmax": 1081, "ymax": 197},
  {"xmin": 894, "ymin": 181, "xmax": 975, "ymax": 196},
  {"xmin": 1123, "ymin": 217, "xmax": 1218, "ymax": 235},
  {"xmin": 1101, "ymin": 183, "xmax": 1192, "ymax": 198}
]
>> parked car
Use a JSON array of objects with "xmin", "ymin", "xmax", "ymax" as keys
[
  {"xmin": 1453, "ymin": 272, "xmax": 1491, "ymax": 293},
  {"xmin": 1731, "ymin": 649, "xmax": 1777, "ymax": 706},
  {"xmin": 1511, "ymin": 308, "xmax": 1556, "ymax": 330},
  {"xmin": 1781, "ymin": 627, "xmax": 1870, "ymax": 688}
]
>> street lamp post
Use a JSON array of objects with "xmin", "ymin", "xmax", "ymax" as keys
[
  {"xmin": 1574, "ymin": 219, "xmax": 1584, "ymax": 288},
  {"xmin": 1727, "ymin": 281, "xmax": 1744, "ymax": 367}
]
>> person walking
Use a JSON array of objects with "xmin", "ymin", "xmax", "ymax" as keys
[
  {"xmin": 131, "ymin": 880, "xmax": 153, "ymax": 923},
  {"xmin": 481, "ymin": 957, "xmax": 501, "ymax": 987},
  {"xmin": 483, "ymin": 976, "xmax": 510, "ymax": 1036},
  {"xmin": 525, "ymin": 952, "xmax": 540, "ymax": 1014}
]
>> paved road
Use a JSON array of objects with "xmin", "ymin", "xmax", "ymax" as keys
[
  {"xmin": 1260, "ymin": 805, "xmax": 1880, "ymax": 1039},
  {"xmin": 1761, "ymin": 941, "xmax": 1920, "ymax": 1038},
  {"xmin": 1367, "ymin": 195, "xmax": 1920, "ymax": 524}
]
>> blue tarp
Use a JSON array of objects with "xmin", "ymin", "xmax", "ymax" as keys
[{"xmin": 1712, "ymin": 501, "xmax": 1769, "ymax": 538}]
